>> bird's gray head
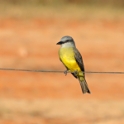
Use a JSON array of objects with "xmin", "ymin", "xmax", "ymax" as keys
[{"xmin": 56, "ymin": 36, "xmax": 75, "ymax": 47}]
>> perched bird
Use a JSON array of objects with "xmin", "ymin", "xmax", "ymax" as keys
[{"xmin": 57, "ymin": 36, "xmax": 90, "ymax": 94}]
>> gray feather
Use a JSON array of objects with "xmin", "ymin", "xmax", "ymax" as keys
[
  {"xmin": 74, "ymin": 48, "xmax": 91, "ymax": 94},
  {"xmin": 79, "ymin": 79, "xmax": 90, "ymax": 94},
  {"xmin": 73, "ymin": 48, "xmax": 85, "ymax": 73}
]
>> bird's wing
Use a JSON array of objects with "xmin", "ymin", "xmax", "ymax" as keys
[{"xmin": 74, "ymin": 48, "xmax": 85, "ymax": 73}]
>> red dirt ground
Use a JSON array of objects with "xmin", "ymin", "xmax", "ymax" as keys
[{"xmin": 0, "ymin": 17, "xmax": 124, "ymax": 124}]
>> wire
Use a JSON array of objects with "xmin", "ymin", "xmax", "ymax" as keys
[{"xmin": 0, "ymin": 68, "xmax": 124, "ymax": 74}]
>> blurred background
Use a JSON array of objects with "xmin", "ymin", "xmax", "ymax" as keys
[{"xmin": 0, "ymin": 0, "xmax": 124, "ymax": 124}]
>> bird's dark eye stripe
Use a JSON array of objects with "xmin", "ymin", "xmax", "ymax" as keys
[
  {"xmin": 64, "ymin": 40, "xmax": 72, "ymax": 43},
  {"xmin": 64, "ymin": 40, "xmax": 69, "ymax": 43}
]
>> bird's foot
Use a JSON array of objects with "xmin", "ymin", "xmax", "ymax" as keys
[{"xmin": 64, "ymin": 70, "xmax": 68, "ymax": 76}]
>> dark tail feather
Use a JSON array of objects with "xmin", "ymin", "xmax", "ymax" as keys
[{"xmin": 79, "ymin": 80, "xmax": 91, "ymax": 94}]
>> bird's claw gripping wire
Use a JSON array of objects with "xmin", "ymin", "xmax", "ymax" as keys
[
  {"xmin": 64, "ymin": 70, "xmax": 68, "ymax": 76},
  {"xmin": 64, "ymin": 70, "xmax": 78, "ymax": 76}
]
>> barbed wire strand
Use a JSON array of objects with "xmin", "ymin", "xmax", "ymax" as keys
[{"xmin": 0, "ymin": 68, "xmax": 124, "ymax": 74}]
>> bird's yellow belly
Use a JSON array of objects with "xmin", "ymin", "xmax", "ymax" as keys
[
  {"xmin": 64, "ymin": 58, "xmax": 80, "ymax": 72},
  {"xmin": 59, "ymin": 47, "xmax": 81, "ymax": 72}
]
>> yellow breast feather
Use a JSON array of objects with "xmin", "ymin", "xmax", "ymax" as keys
[{"xmin": 59, "ymin": 47, "xmax": 81, "ymax": 72}]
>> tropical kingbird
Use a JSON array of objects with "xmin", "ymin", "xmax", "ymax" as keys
[{"xmin": 57, "ymin": 36, "xmax": 90, "ymax": 94}]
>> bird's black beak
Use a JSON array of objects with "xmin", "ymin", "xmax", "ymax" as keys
[{"xmin": 56, "ymin": 41, "xmax": 63, "ymax": 45}]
